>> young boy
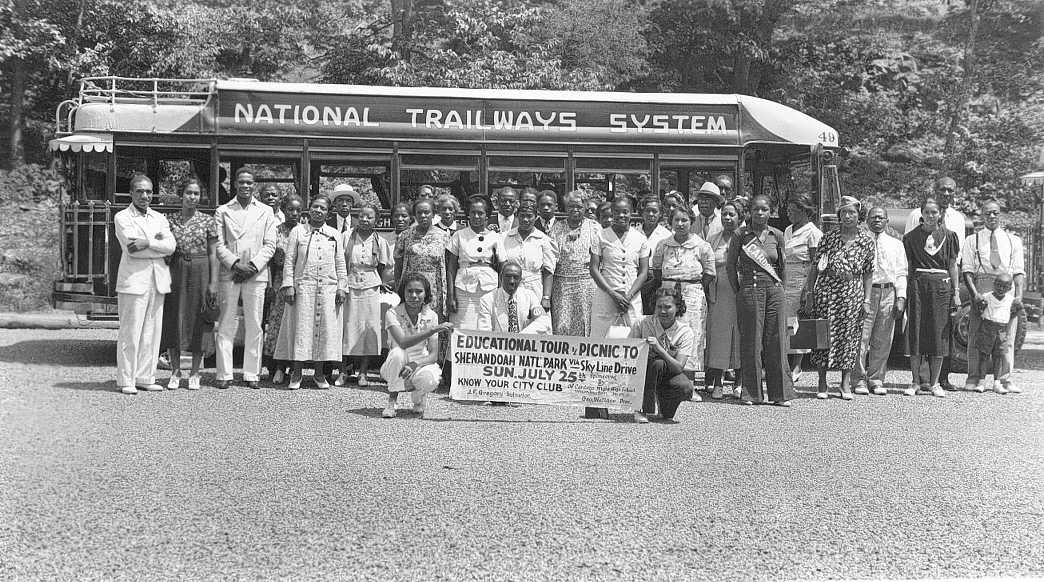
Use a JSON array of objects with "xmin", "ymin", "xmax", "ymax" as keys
[{"xmin": 973, "ymin": 272, "xmax": 1020, "ymax": 394}]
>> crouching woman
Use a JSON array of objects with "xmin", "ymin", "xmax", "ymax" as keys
[
  {"xmin": 380, "ymin": 274, "xmax": 454, "ymax": 418},
  {"xmin": 629, "ymin": 286, "xmax": 695, "ymax": 424}
]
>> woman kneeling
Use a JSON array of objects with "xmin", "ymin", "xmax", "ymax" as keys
[
  {"xmin": 381, "ymin": 274, "xmax": 454, "ymax": 418},
  {"xmin": 630, "ymin": 287, "xmax": 695, "ymax": 424}
]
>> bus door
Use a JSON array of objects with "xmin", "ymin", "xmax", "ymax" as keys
[{"xmin": 310, "ymin": 152, "xmax": 392, "ymax": 228}]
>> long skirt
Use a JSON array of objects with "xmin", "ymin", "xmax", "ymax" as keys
[
  {"xmin": 551, "ymin": 274, "xmax": 594, "ymax": 336},
  {"xmin": 343, "ymin": 286, "xmax": 383, "ymax": 356},
  {"xmin": 276, "ymin": 281, "xmax": 343, "ymax": 362},
  {"xmin": 783, "ymin": 259, "xmax": 811, "ymax": 353},
  {"xmin": 262, "ymin": 289, "xmax": 288, "ymax": 359},
  {"xmin": 705, "ymin": 273, "xmax": 741, "ymax": 370},
  {"xmin": 809, "ymin": 272, "xmax": 864, "ymax": 370},
  {"xmin": 907, "ymin": 272, "xmax": 952, "ymax": 356},
  {"xmin": 662, "ymin": 281, "xmax": 706, "ymax": 371},
  {"xmin": 591, "ymin": 286, "xmax": 643, "ymax": 338},
  {"xmin": 450, "ymin": 288, "xmax": 490, "ymax": 331},
  {"xmin": 160, "ymin": 253, "xmax": 211, "ymax": 353}
]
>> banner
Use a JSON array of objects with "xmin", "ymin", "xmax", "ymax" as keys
[{"xmin": 449, "ymin": 329, "xmax": 648, "ymax": 409}]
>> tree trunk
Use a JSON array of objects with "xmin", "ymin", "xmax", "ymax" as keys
[
  {"xmin": 7, "ymin": 58, "xmax": 25, "ymax": 169},
  {"xmin": 944, "ymin": 0, "xmax": 981, "ymax": 156},
  {"xmin": 390, "ymin": 0, "xmax": 415, "ymax": 59}
]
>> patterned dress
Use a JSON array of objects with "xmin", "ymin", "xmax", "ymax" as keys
[
  {"xmin": 395, "ymin": 225, "xmax": 451, "ymax": 320},
  {"xmin": 652, "ymin": 234, "xmax": 715, "ymax": 371},
  {"xmin": 263, "ymin": 222, "xmax": 295, "ymax": 360},
  {"xmin": 548, "ymin": 218, "xmax": 601, "ymax": 336},
  {"xmin": 809, "ymin": 229, "xmax": 876, "ymax": 370},
  {"xmin": 160, "ymin": 211, "xmax": 217, "ymax": 353}
]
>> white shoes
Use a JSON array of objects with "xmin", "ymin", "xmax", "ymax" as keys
[
  {"xmin": 120, "ymin": 385, "xmax": 138, "ymax": 394},
  {"xmin": 690, "ymin": 391, "xmax": 702, "ymax": 402},
  {"xmin": 186, "ymin": 375, "xmax": 201, "ymax": 390},
  {"xmin": 903, "ymin": 385, "xmax": 918, "ymax": 396},
  {"xmin": 930, "ymin": 385, "xmax": 946, "ymax": 398},
  {"xmin": 137, "ymin": 383, "xmax": 164, "ymax": 392},
  {"xmin": 993, "ymin": 383, "xmax": 1010, "ymax": 395},
  {"xmin": 1007, "ymin": 383, "xmax": 1021, "ymax": 393},
  {"xmin": 871, "ymin": 386, "xmax": 887, "ymax": 396},
  {"xmin": 382, "ymin": 405, "xmax": 397, "ymax": 418},
  {"xmin": 853, "ymin": 385, "xmax": 870, "ymax": 395},
  {"xmin": 288, "ymin": 374, "xmax": 302, "ymax": 390},
  {"xmin": 816, "ymin": 392, "xmax": 828, "ymax": 400},
  {"xmin": 166, "ymin": 374, "xmax": 180, "ymax": 390},
  {"xmin": 314, "ymin": 375, "xmax": 330, "ymax": 390},
  {"xmin": 358, "ymin": 374, "xmax": 370, "ymax": 387},
  {"xmin": 634, "ymin": 412, "xmax": 649, "ymax": 424},
  {"xmin": 334, "ymin": 373, "xmax": 347, "ymax": 387}
]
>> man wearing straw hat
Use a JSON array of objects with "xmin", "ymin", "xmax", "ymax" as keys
[
  {"xmin": 691, "ymin": 182, "xmax": 724, "ymax": 241},
  {"xmin": 327, "ymin": 183, "xmax": 360, "ymax": 233}
]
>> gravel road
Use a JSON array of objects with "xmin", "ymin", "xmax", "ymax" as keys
[{"xmin": 2, "ymin": 327, "xmax": 1042, "ymax": 581}]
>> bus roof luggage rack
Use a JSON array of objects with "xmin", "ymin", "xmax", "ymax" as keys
[{"xmin": 79, "ymin": 76, "xmax": 215, "ymax": 105}]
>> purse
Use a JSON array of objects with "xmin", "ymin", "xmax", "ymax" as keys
[
  {"xmin": 200, "ymin": 293, "xmax": 221, "ymax": 325},
  {"xmin": 791, "ymin": 318, "xmax": 830, "ymax": 350}
]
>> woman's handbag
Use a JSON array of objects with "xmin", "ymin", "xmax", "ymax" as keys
[{"xmin": 200, "ymin": 292, "xmax": 221, "ymax": 325}]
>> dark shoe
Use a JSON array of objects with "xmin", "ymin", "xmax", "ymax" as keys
[
  {"xmin": 940, "ymin": 381, "xmax": 959, "ymax": 392},
  {"xmin": 214, "ymin": 380, "xmax": 230, "ymax": 389},
  {"xmin": 246, "ymin": 380, "xmax": 259, "ymax": 389}
]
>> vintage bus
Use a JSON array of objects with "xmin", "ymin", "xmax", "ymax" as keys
[{"xmin": 49, "ymin": 76, "xmax": 843, "ymax": 319}]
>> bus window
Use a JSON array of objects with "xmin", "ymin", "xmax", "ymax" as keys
[
  {"xmin": 315, "ymin": 163, "xmax": 390, "ymax": 210},
  {"xmin": 574, "ymin": 156, "xmax": 652, "ymax": 206},
  {"xmin": 157, "ymin": 158, "xmax": 210, "ymax": 207},
  {"xmin": 400, "ymin": 152, "xmax": 480, "ymax": 209},
  {"xmin": 61, "ymin": 154, "xmax": 108, "ymax": 202},
  {"xmin": 659, "ymin": 164, "xmax": 737, "ymax": 206},
  {"xmin": 222, "ymin": 160, "xmax": 299, "ymax": 207},
  {"xmin": 115, "ymin": 154, "xmax": 148, "ymax": 204},
  {"xmin": 486, "ymin": 154, "xmax": 566, "ymax": 202}
]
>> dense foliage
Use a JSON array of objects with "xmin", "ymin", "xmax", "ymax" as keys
[{"xmin": 2, "ymin": 0, "xmax": 1042, "ymax": 211}]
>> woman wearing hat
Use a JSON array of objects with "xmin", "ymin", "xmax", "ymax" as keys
[
  {"xmin": 806, "ymin": 195, "xmax": 875, "ymax": 399},
  {"xmin": 782, "ymin": 193, "xmax": 823, "ymax": 381}
]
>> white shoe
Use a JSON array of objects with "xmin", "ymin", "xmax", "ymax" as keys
[
  {"xmin": 930, "ymin": 385, "xmax": 946, "ymax": 398},
  {"xmin": 334, "ymin": 374, "xmax": 347, "ymax": 387},
  {"xmin": 634, "ymin": 412, "xmax": 649, "ymax": 424},
  {"xmin": 137, "ymin": 383, "xmax": 164, "ymax": 392},
  {"xmin": 816, "ymin": 392, "xmax": 828, "ymax": 400},
  {"xmin": 358, "ymin": 375, "xmax": 370, "ymax": 387},
  {"xmin": 690, "ymin": 391, "xmax": 702, "ymax": 402},
  {"xmin": 382, "ymin": 406, "xmax": 397, "ymax": 418},
  {"xmin": 314, "ymin": 375, "xmax": 330, "ymax": 389},
  {"xmin": 902, "ymin": 386, "xmax": 917, "ymax": 396},
  {"xmin": 853, "ymin": 385, "xmax": 870, "ymax": 395},
  {"xmin": 186, "ymin": 375, "xmax": 201, "ymax": 390},
  {"xmin": 993, "ymin": 383, "xmax": 1009, "ymax": 395},
  {"xmin": 166, "ymin": 374, "xmax": 181, "ymax": 390},
  {"xmin": 871, "ymin": 386, "xmax": 887, "ymax": 396},
  {"xmin": 971, "ymin": 383, "xmax": 986, "ymax": 393},
  {"xmin": 288, "ymin": 374, "xmax": 302, "ymax": 390},
  {"xmin": 120, "ymin": 385, "xmax": 138, "ymax": 394},
  {"xmin": 1006, "ymin": 383, "xmax": 1021, "ymax": 394}
]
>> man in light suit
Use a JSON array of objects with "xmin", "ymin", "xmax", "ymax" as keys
[
  {"xmin": 214, "ymin": 168, "xmax": 279, "ymax": 388},
  {"xmin": 114, "ymin": 174, "xmax": 176, "ymax": 394},
  {"xmin": 477, "ymin": 261, "xmax": 551, "ymax": 335},
  {"xmin": 691, "ymin": 182, "xmax": 723, "ymax": 241}
]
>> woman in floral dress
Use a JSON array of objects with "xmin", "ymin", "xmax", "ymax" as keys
[
  {"xmin": 395, "ymin": 199, "xmax": 450, "ymax": 320},
  {"xmin": 808, "ymin": 196, "xmax": 875, "ymax": 400},
  {"xmin": 548, "ymin": 191, "xmax": 602, "ymax": 337},
  {"xmin": 160, "ymin": 177, "xmax": 218, "ymax": 391},
  {"xmin": 262, "ymin": 194, "xmax": 304, "ymax": 384}
]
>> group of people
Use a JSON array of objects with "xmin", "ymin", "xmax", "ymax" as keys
[{"xmin": 115, "ymin": 170, "xmax": 1026, "ymax": 423}]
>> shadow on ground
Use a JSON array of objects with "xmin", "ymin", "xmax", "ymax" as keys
[{"xmin": 0, "ymin": 339, "xmax": 113, "ymax": 367}]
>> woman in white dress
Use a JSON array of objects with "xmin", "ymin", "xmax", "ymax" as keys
[
  {"xmin": 589, "ymin": 197, "xmax": 650, "ymax": 337},
  {"xmin": 340, "ymin": 203, "xmax": 394, "ymax": 387},
  {"xmin": 782, "ymin": 193, "xmax": 823, "ymax": 380},
  {"xmin": 445, "ymin": 196, "xmax": 500, "ymax": 330},
  {"xmin": 277, "ymin": 196, "xmax": 347, "ymax": 389}
]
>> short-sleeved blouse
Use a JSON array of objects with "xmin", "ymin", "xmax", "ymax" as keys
[
  {"xmin": 168, "ymin": 211, "xmax": 217, "ymax": 255},
  {"xmin": 653, "ymin": 234, "xmax": 716, "ymax": 279},
  {"xmin": 818, "ymin": 229, "xmax": 875, "ymax": 278},
  {"xmin": 593, "ymin": 227, "xmax": 650, "ymax": 290},
  {"xmin": 447, "ymin": 227, "xmax": 501, "ymax": 293},
  {"xmin": 344, "ymin": 230, "xmax": 393, "ymax": 289},
  {"xmin": 549, "ymin": 218, "xmax": 601, "ymax": 277},
  {"xmin": 784, "ymin": 222, "xmax": 823, "ymax": 263},
  {"xmin": 385, "ymin": 304, "xmax": 439, "ymax": 361}
]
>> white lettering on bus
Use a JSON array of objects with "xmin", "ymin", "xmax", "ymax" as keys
[
  {"xmin": 707, "ymin": 116, "xmax": 726, "ymax": 132},
  {"xmin": 323, "ymin": 106, "xmax": 341, "ymax": 126},
  {"xmin": 255, "ymin": 104, "xmax": 273, "ymax": 124},
  {"xmin": 406, "ymin": 108, "xmax": 423, "ymax": 127},
  {"xmin": 302, "ymin": 106, "xmax": 320, "ymax": 124},
  {"xmin": 493, "ymin": 111, "xmax": 514, "ymax": 130},
  {"xmin": 275, "ymin": 104, "xmax": 291, "ymax": 123},
  {"xmin": 445, "ymin": 109, "xmax": 464, "ymax": 130},
  {"xmin": 560, "ymin": 112, "xmax": 576, "ymax": 130},
  {"xmin": 234, "ymin": 103, "xmax": 253, "ymax": 123},
  {"xmin": 610, "ymin": 113, "xmax": 728, "ymax": 133}
]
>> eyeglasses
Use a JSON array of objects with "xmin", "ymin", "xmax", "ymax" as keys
[{"xmin": 983, "ymin": 210, "xmax": 1000, "ymax": 215}]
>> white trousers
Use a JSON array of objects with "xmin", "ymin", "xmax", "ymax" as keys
[
  {"xmin": 216, "ymin": 278, "xmax": 267, "ymax": 381},
  {"xmin": 380, "ymin": 347, "xmax": 441, "ymax": 404},
  {"xmin": 116, "ymin": 289, "xmax": 165, "ymax": 388}
]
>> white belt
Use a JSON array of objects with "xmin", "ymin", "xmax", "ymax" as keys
[{"xmin": 915, "ymin": 268, "xmax": 948, "ymax": 274}]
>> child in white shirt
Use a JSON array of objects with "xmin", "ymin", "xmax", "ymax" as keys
[{"xmin": 973, "ymin": 273, "xmax": 1019, "ymax": 393}]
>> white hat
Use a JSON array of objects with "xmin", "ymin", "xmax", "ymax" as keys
[
  {"xmin": 695, "ymin": 182, "xmax": 724, "ymax": 204},
  {"xmin": 331, "ymin": 183, "xmax": 360, "ymax": 204}
]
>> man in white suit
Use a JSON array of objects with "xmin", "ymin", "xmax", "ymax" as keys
[
  {"xmin": 114, "ymin": 175, "xmax": 176, "ymax": 394},
  {"xmin": 477, "ymin": 261, "xmax": 551, "ymax": 335},
  {"xmin": 214, "ymin": 168, "xmax": 279, "ymax": 388}
]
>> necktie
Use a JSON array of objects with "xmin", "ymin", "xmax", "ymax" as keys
[
  {"xmin": 508, "ymin": 295, "xmax": 520, "ymax": 333},
  {"xmin": 989, "ymin": 229, "xmax": 1002, "ymax": 269}
]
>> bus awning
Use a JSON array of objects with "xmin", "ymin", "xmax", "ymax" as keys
[{"xmin": 48, "ymin": 133, "xmax": 113, "ymax": 153}]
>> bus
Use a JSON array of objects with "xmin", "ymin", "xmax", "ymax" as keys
[{"xmin": 49, "ymin": 76, "xmax": 843, "ymax": 319}]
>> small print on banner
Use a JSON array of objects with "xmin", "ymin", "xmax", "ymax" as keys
[{"xmin": 449, "ymin": 329, "xmax": 648, "ymax": 410}]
